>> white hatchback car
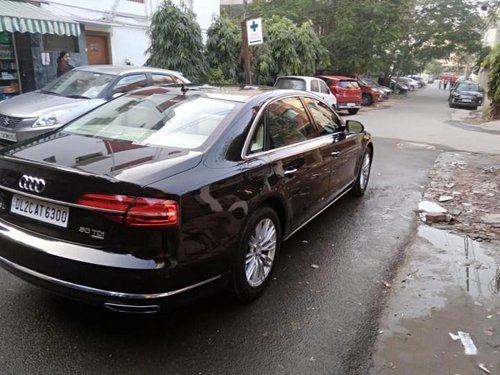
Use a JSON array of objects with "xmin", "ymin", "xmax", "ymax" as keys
[{"xmin": 274, "ymin": 76, "xmax": 338, "ymax": 110}]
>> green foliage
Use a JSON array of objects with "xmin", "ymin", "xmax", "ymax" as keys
[
  {"xmin": 483, "ymin": 45, "xmax": 500, "ymax": 118},
  {"xmin": 146, "ymin": 0, "xmax": 207, "ymax": 82},
  {"xmin": 252, "ymin": 0, "xmax": 484, "ymax": 77},
  {"xmin": 424, "ymin": 60, "xmax": 444, "ymax": 75},
  {"xmin": 205, "ymin": 17, "xmax": 242, "ymax": 84},
  {"xmin": 252, "ymin": 16, "xmax": 329, "ymax": 84}
]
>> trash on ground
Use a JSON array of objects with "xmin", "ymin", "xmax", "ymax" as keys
[
  {"xmin": 482, "ymin": 213, "xmax": 500, "ymax": 224},
  {"xmin": 311, "ymin": 264, "xmax": 319, "ymax": 269},
  {"xmin": 438, "ymin": 195, "xmax": 454, "ymax": 202},
  {"xmin": 418, "ymin": 201, "xmax": 447, "ymax": 213},
  {"xmin": 478, "ymin": 363, "xmax": 492, "ymax": 374},
  {"xmin": 448, "ymin": 331, "xmax": 478, "ymax": 355}
]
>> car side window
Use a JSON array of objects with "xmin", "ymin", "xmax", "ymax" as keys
[
  {"xmin": 304, "ymin": 98, "xmax": 342, "ymax": 135},
  {"xmin": 249, "ymin": 116, "xmax": 265, "ymax": 154},
  {"xmin": 310, "ymin": 79, "xmax": 319, "ymax": 92},
  {"xmin": 318, "ymin": 80, "xmax": 330, "ymax": 94},
  {"xmin": 151, "ymin": 74, "xmax": 184, "ymax": 85},
  {"xmin": 268, "ymin": 97, "xmax": 317, "ymax": 149},
  {"xmin": 113, "ymin": 74, "xmax": 148, "ymax": 94}
]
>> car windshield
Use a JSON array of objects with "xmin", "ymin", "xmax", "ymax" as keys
[
  {"xmin": 338, "ymin": 80, "xmax": 359, "ymax": 89},
  {"xmin": 63, "ymin": 94, "xmax": 238, "ymax": 149},
  {"xmin": 41, "ymin": 70, "xmax": 115, "ymax": 99},
  {"xmin": 275, "ymin": 78, "xmax": 306, "ymax": 90},
  {"xmin": 456, "ymin": 82, "xmax": 479, "ymax": 92}
]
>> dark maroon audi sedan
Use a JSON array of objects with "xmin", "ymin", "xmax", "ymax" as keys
[{"xmin": 0, "ymin": 86, "xmax": 373, "ymax": 313}]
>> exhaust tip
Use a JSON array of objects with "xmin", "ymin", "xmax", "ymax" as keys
[{"xmin": 104, "ymin": 302, "xmax": 160, "ymax": 314}]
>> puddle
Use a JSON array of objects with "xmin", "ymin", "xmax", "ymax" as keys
[{"xmin": 418, "ymin": 225, "xmax": 499, "ymax": 297}]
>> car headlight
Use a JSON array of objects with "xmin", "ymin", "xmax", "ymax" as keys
[{"xmin": 32, "ymin": 110, "xmax": 70, "ymax": 128}]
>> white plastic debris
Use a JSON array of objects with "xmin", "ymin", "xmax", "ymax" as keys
[
  {"xmin": 448, "ymin": 331, "xmax": 478, "ymax": 355},
  {"xmin": 478, "ymin": 363, "xmax": 491, "ymax": 374},
  {"xmin": 311, "ymin": 264, "xmax": 319, "ymax": 269},
  {"xmin": 438, "ymin": 195, "xmax": 453, "ymax": 202},
  {"xmin": 418, "ymin": 201, "xmax": 447, "ymax": 213}
]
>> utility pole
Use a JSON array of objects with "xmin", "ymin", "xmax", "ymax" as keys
[{"xmin": 241, "ymin": 19, "xmax": 253, "ymax": 85}]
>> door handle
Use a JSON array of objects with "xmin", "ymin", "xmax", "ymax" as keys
[
  {"xmin": 331, "ymin": 151, "xmax": 340, "ymax": 157},
  {"xmin": 284, "ymin": 168, "xmax": 298, "ymax": 177}
]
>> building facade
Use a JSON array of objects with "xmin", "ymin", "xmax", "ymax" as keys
[{"xmin": 0, "ymin": 0, "xmax": 219, "ymax": 97}]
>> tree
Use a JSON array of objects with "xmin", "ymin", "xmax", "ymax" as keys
[
  {"xmin": 205, "ymin": 17, "xmax": 242, "ymax": 84},
  {"xmin": 482, "ymin": 44, "xmax": 500, "ymax": 118},
  {"xmin": 252, "ymin": 16, "xmax": 329, "ymax": 84},
  {"xmin": 146, "ymin": 0, "xmax": 207, "ymax": 82}
]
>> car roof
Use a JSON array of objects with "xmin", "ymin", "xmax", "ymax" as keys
[
  {"xmin": 74, "ymin": 65, "xmax": 186, "ymax": 77},
  {"xmin": 277, "ymin": 76, "xmax": 319, "ymax": 82},
  {"xmin": 317, "ymin": 75, "xmax": 355, "ymax": 81},
  {"xmin": 129, "ymin": 85, "xmax": 279, "ymax": 103}
]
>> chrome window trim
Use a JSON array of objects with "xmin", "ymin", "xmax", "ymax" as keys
[
  {"xmin": 241, "ymin": 93, "xmax": 346, "ymax": 160},
  {"xmin": 0, "ymin": 254, "xmax": 222, "ymax": 300}
]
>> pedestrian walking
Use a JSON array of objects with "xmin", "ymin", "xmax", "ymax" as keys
[
  {"xmin": 56, "ymin": 50, "xmax": 74, "ymax": 77},
  {"xmin": 438, "ymin": 79, "xmax": 442, "ymax": 89},
  {"xmin": 443, "ymin": 80, "xmax": 448, "ymax": 90}
]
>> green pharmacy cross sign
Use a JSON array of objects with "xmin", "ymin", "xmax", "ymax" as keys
[{"xmin": 246, "ymin": 18, "xmax": 263, "ymax": 46}]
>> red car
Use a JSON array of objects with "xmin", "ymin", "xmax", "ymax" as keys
[
  {"xmin": 356, "ymin": 78, "xmax": 380, "ymax": 106},
  {"xmin": 317, "ymin": 75, "xmax": 362, "ymax": 114}
]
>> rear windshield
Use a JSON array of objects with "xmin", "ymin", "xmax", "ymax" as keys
[
  {"xmin": 274, "ymin": 78, "xmax": 306, "ymax": 90},
  {"xmin": 338, "ymin": 80, "xmax": 359, "ymax": 89},
  {"xmin": 42, "ymin": 69, "xmax": 115, "ymax": 99},
  {"xmin": 63, "ymin": 94, "xmax": 238, "ymax": 150}
]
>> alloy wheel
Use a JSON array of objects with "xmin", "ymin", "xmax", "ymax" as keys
[{"xmin": 245, "ymin": 218, "xmax": 277, "ymax": 287}]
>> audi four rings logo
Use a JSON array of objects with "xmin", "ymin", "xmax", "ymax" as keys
[{"xmin": 18, "ymin": 175, "xmax": 46, "ymax": 193}]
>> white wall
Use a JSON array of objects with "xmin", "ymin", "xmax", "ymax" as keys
[{"xmin": 42, "ymin": 0, "xmax": 219, "ymax": 66}]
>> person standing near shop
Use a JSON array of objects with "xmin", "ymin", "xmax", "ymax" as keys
[{"xmin": 56, "ymin": 50, "xmax": 74, "ymax": 77}]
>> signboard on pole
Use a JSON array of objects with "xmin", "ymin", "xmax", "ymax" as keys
[{"xmin": 246, "ymin": 18, "xmax": 263, "ymax": 46}]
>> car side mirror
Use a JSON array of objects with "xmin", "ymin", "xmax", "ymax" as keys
[{"xmin": 346, "ymin": 120, "xmax": 364, "ymax": 134}]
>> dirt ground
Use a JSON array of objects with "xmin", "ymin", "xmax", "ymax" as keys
[{"xmin": 422, "ymin": 152, "xmax": 500, "ymax": 242}]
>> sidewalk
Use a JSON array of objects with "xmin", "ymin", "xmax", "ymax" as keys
[{"xmin": 369, "ymin": 150, "xmax": 500, "ymax": 374}]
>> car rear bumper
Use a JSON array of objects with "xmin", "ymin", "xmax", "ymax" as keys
[
  {"xmin": 0, "ymin": 219, "xmax": 229, "ymax": 312},
  {"xmin": 337, "ymin": 102, "xmax": 361, "ymax": 110}
]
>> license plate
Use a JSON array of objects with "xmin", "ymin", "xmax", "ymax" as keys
[
  {"xmin": 0, "ymin": 131, "xmax": 16, "ymax": 142},
  {"xmin": 346, "ymin": 103, "xmax": 355, "ymax": 106},
  {"xmin": 461, "ymin": 99, "xmax": 472, "ymax": 102},
  {"xmin": 10, "ymin": 194, "xmax": 69, "ymax": 228}
]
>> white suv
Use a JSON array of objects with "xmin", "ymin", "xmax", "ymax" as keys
[{"xmin": 274, "ymin": 76, "xmax": 338, "ymax": 110}]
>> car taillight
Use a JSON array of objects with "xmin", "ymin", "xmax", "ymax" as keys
[{"xmin": 77, "ymin": 193, "xmax": 178, "ymax": 227}]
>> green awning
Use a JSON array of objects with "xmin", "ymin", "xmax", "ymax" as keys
[{"xmin": 0, "ymin": 0, "xmax": 80, "ymax": 37}]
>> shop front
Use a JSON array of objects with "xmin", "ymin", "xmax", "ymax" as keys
[{"xmin": 0, "ymin": 0, "xmax": 83, "ymax": 99}]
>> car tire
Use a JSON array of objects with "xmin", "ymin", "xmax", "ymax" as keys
[
  {"xmin": 347, "ymin": 108, "xmax": 359, "ymax": 115},
  {"xmin": 449, "ymin": 102, "xmax": 454, "ymax": 108},
  {"xmin": 361, "ymin": 94, "xmax": 372, "ymax": 106},
  {"xmin": 472, "ymin": 106, "xmax": 478, "ymax": 110},
  {"xmin": 230, "ymin": 206, "xmax": 281, "ymax": 301},
  {"xmin": 351, "ymin": 148, "xmax": 372, "ymax": 196}
]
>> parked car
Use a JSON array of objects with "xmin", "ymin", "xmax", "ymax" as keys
[
  {"xmin": 356, "ymin": 78, "xmax": 381, "ymax": 104},
  {"xmin": 448, "ymin": 80, "xmax": 483, "ymax": 110},
  {"xmin": 0, "ymin": 85, "xmax": 373, "ymax": 313},
  {"xmin": 409, "ymin": 75, "xmax": 426, "ymax": 87},
  {"xmin": 317, "ymin": 75, "xmax": 362, "ymax": 114},
  {"xmin": 363, "ymin": 78, "xmax": 392, "ymax": 100},
  {"xmin": 274, "ymin": 76, "xmax": 337, "ymax": 109},
  {"xmin": 389, "ymin": 79, "xmax": 409, "ymax": 94},
  {"xmin": 395, "ymin": 77, "xmax": 419, "ymax": 90},
  {"xmin": 0, "ymin": 65, "xmax": 191, "ymax": 145}
]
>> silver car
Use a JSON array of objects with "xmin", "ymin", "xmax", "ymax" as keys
[{"xmin": 0, "ymin": 65, "xmax": 190, "ymax": 144}]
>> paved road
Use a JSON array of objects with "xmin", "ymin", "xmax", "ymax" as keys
[
  {"xmin": 355, "ymin": 83, "xmax": 500, "ymax": 154},
  {"xmin": 0, "ymin": 87, "xmax": 453, "ymax": 375}
]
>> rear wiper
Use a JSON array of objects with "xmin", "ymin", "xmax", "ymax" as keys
[{"xmin": 66, "ymin": 94, "xmax": 91, "ymax": 99}]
